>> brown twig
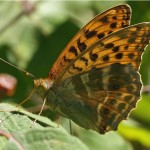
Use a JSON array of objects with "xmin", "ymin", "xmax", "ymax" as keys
[
  {"xmin": 142, "ymin": 85, "xmax": 150, "ymax": 94},
  {"xmin": 0, "ymin": 130, "xmax": 25, "ymax": 150}
]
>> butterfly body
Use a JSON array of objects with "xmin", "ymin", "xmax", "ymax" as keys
[{"xmin": 34, "ymin": 4, "xmax": 150, "ymax": 134}]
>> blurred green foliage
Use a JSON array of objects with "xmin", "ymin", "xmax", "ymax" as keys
[{"xmin": 0, "ymin": 1, "xmax": 150, "ymax": 150}]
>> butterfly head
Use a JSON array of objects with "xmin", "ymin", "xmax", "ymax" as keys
[{"xmin": 34, "ymin": 78, "xmax": 53, "ymax": 99}]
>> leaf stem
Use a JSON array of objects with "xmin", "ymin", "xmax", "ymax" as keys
[{"xmin": 0, "ymin": 130, "xmax": 25, "ymax": 150}]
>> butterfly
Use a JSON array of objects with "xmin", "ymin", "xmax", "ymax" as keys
[{"xmin": 34, "ymin": 4, "xmax": 150, "ymax": 134}]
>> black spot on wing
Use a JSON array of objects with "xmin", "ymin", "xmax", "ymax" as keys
[
  {"xmin": 80, "ymin": 57, "xmax": 88, "ymax": 66},
  {"xmin": 69, "ymin": 46, "xmax": 78, "ymax": 56},
  {"xmin": 105, "ymin": 43, "xmax": 114, "ymax": 49},
  {"xmin": 115, "ymin": 53, "xmax": 123, "ymax": 59},
  {"xmin": 85, "ymin": 30, "xmax": 97, "ymax": 39},
  {"xmin": 128, "ymin": 53, "xmax": 134, "ymax": 59},
  {"xmin": 100, "ymin": 16, "xmax": 109, "ymax": 23},
  {"xmin": 110, "ymin": 22, "xmax": 117, "ymax": 28},
  {"xmin": 103, "ymin": 55, "xmax": 109, "ymax": 62},
  {"xmin": 90, "ymin": 52, "xmax": 98, "ymax": 62},
  {"xmin": 112, "ymin": 46, "xmax": 120, "ymax": 52},
  {"xmin": 72, "ymin": 64, "xmax": 83, "ymax": 71},
  {"xmin": 63, "ymin": 56, "xmax": 72, "ymax": 62},
  {"xmin": 97, "ymin": 33, "xmax": 105, "ymax": 39},
  {"xmin": 77, "ymin": 39, "xmax": 87, "ymax": 52}
]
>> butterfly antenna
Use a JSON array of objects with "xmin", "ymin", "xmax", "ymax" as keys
[
  {"xmin": 0, "ymin": 58, "xmax": 35, "ymax": 79},
  {"xmin": 30, "ymin": 97, "xmax": 47, "ymax": 128}
]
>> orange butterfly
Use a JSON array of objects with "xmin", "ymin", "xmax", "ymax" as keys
[{"xmin": 32, "ymin": 4, "xmax": 150, "ymax": 134}]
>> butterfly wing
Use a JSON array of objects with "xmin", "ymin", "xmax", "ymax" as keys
[
  {"xmin": 52, "ymin": 23, "xmax": 150, "ymax": 133},
  {"xmin": 57, "ymin": 23, "xmax": 150, "ymax": 82},
  {"xmin": 49, "ymin": 4, "xmax": 131, "ymax": 80},
  {"xmin": 55, "ymin": 63, "xmax": 141, "ymax": 133}
]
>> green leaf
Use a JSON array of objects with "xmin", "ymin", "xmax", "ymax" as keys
[
  {"xmin": 0, "ymin": 103, "xmax": 89, "ymax": 150},
  {"xmin": 73, "ymin": 125, "xmax": 133, "ymax": 150},
  {"xmin": 119, "ymin": 120, "xmax": 150, "ymax": 148},
  {"xmin": 0, "ymin": 103, "xmax": 57, "ymax": 132},
  {"xmin": 1, "ymin": 128, "xmax": 89, "ymax": 150},
  {"xmin": 0, "ymin": 103, "xmax": 132, "ymax": 150},
  {"xmin": 0, "ymin": 136, "xmax": 7, "ymax": 150}
]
